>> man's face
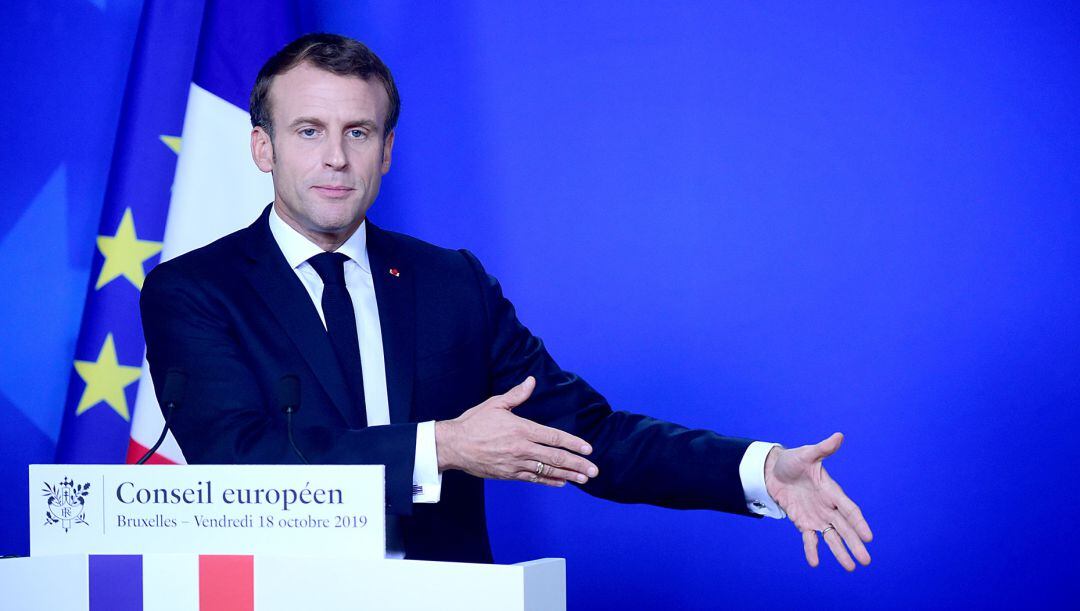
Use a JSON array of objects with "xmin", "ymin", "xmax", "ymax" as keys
[{"xmin": 251, "ymin": 62, "xmax": 395, "ymax": 246}]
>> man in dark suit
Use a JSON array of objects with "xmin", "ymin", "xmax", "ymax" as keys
[{"xmin": 141, "ymin": 33, "xmax": 872, "ymax": 568}]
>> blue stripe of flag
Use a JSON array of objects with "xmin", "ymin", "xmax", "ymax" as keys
[
  {"xmin": 193, "ymin": 0, "xmax": 302, "ymax": 110},
  {"xmin": 89, "ymin": 554, "xmax": 142, "ymax": 611}
]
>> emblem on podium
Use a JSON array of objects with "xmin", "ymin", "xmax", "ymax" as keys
[{"xmin": 42, "ymin": 478, "xmax": 90, "ymax": 532}]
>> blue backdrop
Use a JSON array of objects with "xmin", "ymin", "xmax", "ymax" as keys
[{"xmin": 2, "ymin": 2, "xmax": 1077, "ymax": 608}]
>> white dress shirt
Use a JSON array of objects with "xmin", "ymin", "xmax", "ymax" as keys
[
  {"xmin": 268, "ymin": 209, "xmax": 443, "ymax": 507},
  {"xmin": 268, "ymin": 207, "xmax": 785, "ymax": 527}
]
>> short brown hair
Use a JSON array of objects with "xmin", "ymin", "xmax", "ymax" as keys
[{"xmin": 250, "ymin": 33, "xmax": 400, "ymax": 138}]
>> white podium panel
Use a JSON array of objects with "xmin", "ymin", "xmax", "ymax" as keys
[
  {"xmin": 30, "ymin": 464, "xmax": 385, "ymax": 557},
  {"xmin": 259, "ymin": 556, "xmax": 566, "ymax": 611},
  {"xmin": 0, "ymin": 554, "xmax": 566, "ymax": 611}
]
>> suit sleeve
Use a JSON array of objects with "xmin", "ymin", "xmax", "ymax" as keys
[
  {"xmin": 459, "ymin": 249, "xmax": 759, "ymax": 517},
  {"xmin": 141, "ymin": 261, "xmax": 418, "ymax": 515}
]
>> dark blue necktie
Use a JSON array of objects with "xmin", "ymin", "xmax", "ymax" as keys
[{"xmin": 307, "ymin": 252, "xmax": 367, "ymax": 428}]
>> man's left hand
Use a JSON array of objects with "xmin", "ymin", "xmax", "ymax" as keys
[{"xmin": 764, "ymin": 432, "xmax": 873, "ymax": 571}]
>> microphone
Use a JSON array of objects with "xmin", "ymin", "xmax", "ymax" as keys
[
  {"xmin": 277, "ymin": 374, "xmax": 309, "ymax": 464},
  {"xmin": 136, "ymin": 368, "xmax": 187, "ymax": 465}
]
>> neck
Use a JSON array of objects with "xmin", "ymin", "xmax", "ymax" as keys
[{"xmin": 273, "ymin": 201, "xmax": 362, "ymax": 252}]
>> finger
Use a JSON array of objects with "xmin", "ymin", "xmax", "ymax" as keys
[
  {"xmin": 825, "ymin": 475, "xmax": 873, "ymax": 542},
  {"xmin": 810, "ymin": 432, "xmax": 844, "ymax": 461},
  {"xmin": 536, "ymin": 447, "xmax": 598, "ymax": 480},
  {"xmin": 526, "ymin": 422, "xmax": 594, "ymax": 457},
  {"xmin": 515, "ymin": 470, "xmax": 565, "ymax": 488},
  {"xmin": 801, "ymin": 530, "xmax": 819, "ymax": 568},
  {"xmin": 831, "ymin": 515, "xmax": 872, "ymax": 566},
  {"xmin": 822, "ymin": 527, "xmax": 856, "ymax": 572},
  {"xmin": 528, "ymin": 460, "xmax": 590, "ymax": 485},
  {"xmin": 498, "ymin": 376, "xmax": 536, "ymax": 410}
]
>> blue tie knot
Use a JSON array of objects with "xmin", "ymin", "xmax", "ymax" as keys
[{"xmin": 308, "ymin": 251, "xmax": 350, "ymax": 286}]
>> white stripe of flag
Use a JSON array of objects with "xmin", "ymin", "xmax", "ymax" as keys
[{"xmin": 129, "ymin": 83, "xmax": 274, "ymax": 464}]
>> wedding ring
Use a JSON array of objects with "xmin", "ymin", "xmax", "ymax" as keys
[
  {"xmin": 821, "ymin": 524, "xmax": 836, "ymax": 536},
  {"xmin": 535, "ymin": 461, "xmax": 546, "ymax": 475}
]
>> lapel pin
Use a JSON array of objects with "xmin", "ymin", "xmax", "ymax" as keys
[{"xmin": 389, "ymin": 268, "xmax": 400, "ymax": 277}]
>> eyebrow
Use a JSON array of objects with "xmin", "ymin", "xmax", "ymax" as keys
[{"xmin": 288, "ymin": 116, "xmax": 324, "ymax": 129}]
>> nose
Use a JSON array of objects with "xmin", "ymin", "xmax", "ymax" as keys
[{"xmin": 322, "ymin": 133, "xmax": 348, "ymax": 170}]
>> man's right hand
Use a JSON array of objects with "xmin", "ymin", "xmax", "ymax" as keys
[{"xmin": 435, "ymin": 376, "xmax": 599, "ymax": 487}]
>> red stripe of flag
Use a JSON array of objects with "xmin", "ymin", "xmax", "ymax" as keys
[
  {"xmin": 199, "ymin": 555, "xmax": 254, "ymax": 611},
  {"xmin": 125, "ymin": 437, "xmax": 179, "ymax": 464}
]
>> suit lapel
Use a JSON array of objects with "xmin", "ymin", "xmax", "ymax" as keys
[
  {"xmin": 367, "ymin": 223, "xmax": 416, "ymax": 425},
  {"xmin": 239, "ymin": 206, "xmax": 360, "ymax": 427}
]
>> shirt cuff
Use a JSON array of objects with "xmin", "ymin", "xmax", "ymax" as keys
[
  {"xmin": 411, "ymin": 420, "xmax": 442, "ymax": 503},
  {"xmin": 739, "ymin": 441, "xmax": 786, "ymax": 519}
]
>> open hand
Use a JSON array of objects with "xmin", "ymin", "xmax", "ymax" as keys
[
  {"xmin": 765, "ymin": 432, "xmax": 873, "ymax": 571},
  {"xmin": 435, "ymin": 377, "xmax": 599, "ymax": 487}
]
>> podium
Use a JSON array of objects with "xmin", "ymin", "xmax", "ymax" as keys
[
  {"xmin": 21, "ymin": 464, "xmax": 566, "ymax": 609},
  {"xmin": 0, "ymin": 554, "xmax": 565, "ymax": 610}
]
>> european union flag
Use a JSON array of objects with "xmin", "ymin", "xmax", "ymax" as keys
[
  {"xmin": 55, "ymin": 0, "xmax": 206, "ymax": 463},
  {"xmin": 56, "ymin": 0, "xmax": 300, "ymax": 464}
]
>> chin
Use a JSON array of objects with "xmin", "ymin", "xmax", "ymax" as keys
[{"xmin": 313, "ymin": 213, "xmax": 362, "ymax": 235}]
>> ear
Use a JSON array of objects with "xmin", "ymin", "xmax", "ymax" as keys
[
  {"xmin": 251, "ymin": 126, "xmax": 274, "ymax": 173},
  {"xmin": 380, "ymin": 130, "xmax": 395, "ymax": 174}
]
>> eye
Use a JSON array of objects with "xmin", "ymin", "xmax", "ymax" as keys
[
  {"xmin": 299, "ymin": 127, "xmax": 318, "ymax": 138},
  {"xmin": 348, "ymin": 129, "xmax": 368, "ymax": 140}
]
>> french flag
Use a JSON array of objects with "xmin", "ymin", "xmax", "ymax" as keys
[
  {"xmin": 90, "ymin": 555, "xmax": 254, "ymax": 611},
  {"xmin": 127, "ymin": 0, "xmax": 299, "ymax": 465}
]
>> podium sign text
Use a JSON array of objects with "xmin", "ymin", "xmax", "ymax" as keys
[{"xmin": 29, "ymin": 464, "xmax": 385, "ymax": 557}]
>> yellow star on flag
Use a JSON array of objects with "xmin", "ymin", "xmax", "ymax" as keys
[
  {"xmin": 159, "ymin": 135, "xmax": 181, "ymax": 154},
  {"xmin": 73, "ymin": 333, "xmax": 142, "ymax": 420},
  {"xmin": 95, "ymin": 208, "xmax": 163, "ymax": 290}
]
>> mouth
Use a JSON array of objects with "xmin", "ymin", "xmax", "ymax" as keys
[{"xmin": 311, "ymin": 185, "xmax": 355, "ymax": 199}]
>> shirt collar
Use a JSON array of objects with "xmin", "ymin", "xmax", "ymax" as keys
[{"xmin": 268, "ymin": 205, "xmax": 371, "ymax": 274}]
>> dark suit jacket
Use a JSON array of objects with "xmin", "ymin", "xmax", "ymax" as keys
[{"xmin": 141, "ymin": 205, "xmax": 757, "ymax": 563}]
